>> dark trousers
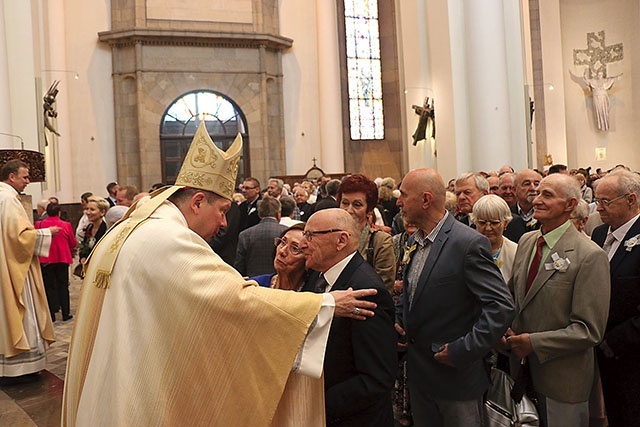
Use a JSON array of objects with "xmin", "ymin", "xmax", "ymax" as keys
[{"xmin": 41, "ymin": 263, "xmax": 71, "ymax": 318}]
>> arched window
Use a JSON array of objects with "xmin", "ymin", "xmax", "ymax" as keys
[
  {"xmin": 160, "ymin": 90, "xmax": 249, "ymax": 185},
  {"xmin": 344, "ymin": 0, "xmax": 384, "ymax": 140}
]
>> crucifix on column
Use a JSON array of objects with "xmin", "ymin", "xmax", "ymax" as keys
[{"xmin": 573, "ymin": 31, "xmax": 623, "ymax": 131}]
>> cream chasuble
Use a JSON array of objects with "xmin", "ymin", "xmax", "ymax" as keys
[
  {"xmin": 0, "ymin": 182, "xmax": 55, "ymax": 375},
  {"xmin": 63, "ymin": 201, "xmax": 329, "ymax": 426}
]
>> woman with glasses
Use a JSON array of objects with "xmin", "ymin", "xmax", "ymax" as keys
[
  {"xmin": 471, "ymin": 195, "xmax": 517, "ymax": 283},
  {"xmin": 251, "ymin": 223, "xmax": 309, "ymax": 290},
  {"xmin": 337, "ymin": 174, "xmax": 395, "ymax": 293}
]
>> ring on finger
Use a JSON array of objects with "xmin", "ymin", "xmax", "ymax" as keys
[{"xmin": 353, "ymin": 307, "xmax": 361, "ymax": 316}]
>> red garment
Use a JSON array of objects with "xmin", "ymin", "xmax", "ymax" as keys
[{"xmin": 35, "ymin": 216, "xmax": 77, "ymax": 264}]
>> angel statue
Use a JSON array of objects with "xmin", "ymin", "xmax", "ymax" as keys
[{"xmin": 583, "ymin": 70, "xmax": 622, "ymax": 131}]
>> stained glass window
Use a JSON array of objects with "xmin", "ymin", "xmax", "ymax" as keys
[{"xmin": 344, "ymin": 0, "xmax": 384, "ymax": 140}]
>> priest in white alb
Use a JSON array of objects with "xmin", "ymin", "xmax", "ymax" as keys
[
  {"xmin": 0, "ymin": 159, "xmax": 57, "ymax": 378},
  {"xmin": 62, "ymin": 122, "xmax": 377, "ymax": 426}
]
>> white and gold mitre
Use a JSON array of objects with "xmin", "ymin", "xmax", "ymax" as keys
[{"xmin": 175, "ymin": 121, "xmax": 242, "ymax": 200}]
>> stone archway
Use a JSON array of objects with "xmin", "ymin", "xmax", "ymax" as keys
[{"xmin": 160, "ymin": 90, "xmax": 250, "ymax": 185}]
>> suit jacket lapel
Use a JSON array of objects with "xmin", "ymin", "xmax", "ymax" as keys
[
  {"xmin": 409, "ymin": 215, "xmax": 452, "ymax": 311},
  {"xmin": 610, "ymin": 217, "xmax": 640, "ymax": 273},
  {"xmin": 330, "ymin": 252, "xmax": 364, "ymax": 292},
  {"xmin": 521, "ymin": 226, "xmax": 576, "ymax": 309}
]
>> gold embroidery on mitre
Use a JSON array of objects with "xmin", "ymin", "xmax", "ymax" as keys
[{"xmin": 175, "ymin": 122, "xmax": 243, "ymax": 200}]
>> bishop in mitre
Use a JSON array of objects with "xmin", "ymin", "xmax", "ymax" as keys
[
  {"xmin": 62, "ymin": 122, "xmax": 376, "ymax": 426},
  {"xmin": 0, "ymin": 159, "xmax": 57, "ymax": 378}
]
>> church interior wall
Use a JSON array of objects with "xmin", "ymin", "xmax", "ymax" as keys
[
  {"xmin": 62, "ymin": 0, "xmax": 117, "ymax": 202},
  {"xmin": 559, "ymin": 0, "xmax": 638, "ymax": 171}
]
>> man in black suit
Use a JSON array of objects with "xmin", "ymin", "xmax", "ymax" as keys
[
  {"xmin": 591, "ymin": 169, "xmax": 640, "ymax": 427},
  {"xmin": 238, "ymin": 177, "xmax": 261, "ymax": 231},
  {"xmin": 504, "ymin": 168, "xmax": 542, "ymax": 242},
  {"xmin": 234, "ymin": 196, "xmax": 286, "ymax": 277},
  {"xmin": 300, "ymin": 208, "xmax": 396, "ymax": 427},
  {"xmin": 313, "ymin": 179, "xmax": 341, "ymax": 213},
  {"xmin": 396, "ymin": 168, "xmax": 514, "ymax": 427},
  {"xmin": 453, "ymin": 172, "xmax": 488, "ymax": 227},
  {"xmin": 208, "ymin": 200, "xmax": 241, "ymax": 265}
]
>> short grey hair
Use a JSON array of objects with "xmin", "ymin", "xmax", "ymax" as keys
[
  {"xmin": 544, "ymin": 174, "xmax": 580, "ymax": 201},
  {"xmin": 604, "ymin": 169, "xmax": 640, "ymax": 207},
  {"xmin": 498, "ymin": 172, "xmax": 515, "ymax": 187},
  {"xmin": 268, "ymin": 178, "xmax": 284, "ymax": 190},
  {"xmin": 455, "ymin": 172, "xmax": 489, "ymax": 193},
  {"xmin": 470, "ymin": 195, "xmax": 513, "ymax": 223},
  {"xmin": 572, "ymin": 199, "xmax": 590, "ymax": 220}
]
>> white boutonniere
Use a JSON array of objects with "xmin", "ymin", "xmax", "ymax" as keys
[
  {"xmin": 402, "ymin": 243, "xmax": 417, "ymax": 265},
  {"xmin": 526, "ymin": 218, "xmax": 538, "ymax": 228},
  {"xmin": 624, "ymin": 234, "xmax": 640, "ymax": 252},
  {"xmin": 545, "ymin": 252, "xmax": 570, "ymax": 272}
]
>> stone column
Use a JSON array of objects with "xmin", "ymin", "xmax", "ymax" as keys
[
  {"xmin": 315, "ymin": 0, "xmax": 344, "ymax": 173},
  {"xmin": 0, "ymin": 3, "xmax": 12, "ymax": 147},
  {"xmin": 463, "ymin": 0, "xmax": 513, "ymax": 171}
]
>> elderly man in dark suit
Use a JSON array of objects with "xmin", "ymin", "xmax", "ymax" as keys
[
  {"xmin": 591, "ymin": 168, "xmax": 640, "ymax": 427},
  {"xmin": 300, "ymin": 208, "xmax": 396, "ymax": 427},
  {"xmin": 507, "ymin": 173, "xmax": 610, "ymax": 427},
  {"xmin": 504, "ymin": 169, "xmax": 542, "ymax": 242},
  {"xmin": 234, "ymin": 196, "xmax": 286, "ymax": 277},
  {"xmin": 395, "ymin": 168, "xmax": 514, "ymax": 427}
]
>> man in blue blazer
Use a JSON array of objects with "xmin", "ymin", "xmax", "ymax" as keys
[
  {"xmin": 300, "ymin": 208, "xmax": 396, "ymax": 427},
  {"xmin": 591, "ymin": 169, "xmax": 640, "ymax": 427},
  {"xmin": 396, "ymin": 168, "xmax": 515, "ymax": 427}
]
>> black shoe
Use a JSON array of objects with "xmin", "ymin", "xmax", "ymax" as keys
[{"xmin": 62, "ymin": 314, "xmax": 73, "ymax": 321}]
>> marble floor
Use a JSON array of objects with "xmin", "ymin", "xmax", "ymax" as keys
[{"xmin": 0, "ymin": 274, "xmax": 81, "ymax": 426}]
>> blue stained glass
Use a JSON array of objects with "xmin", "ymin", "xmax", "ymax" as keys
[{"xmin": 345, "ymin": 0, "xmax": 384, "ymax": 140}]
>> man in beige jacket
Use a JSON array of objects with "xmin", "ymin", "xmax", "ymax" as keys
[{"xmin": 506, "ymin": 173, "xmax": 610, "ymax": 427}]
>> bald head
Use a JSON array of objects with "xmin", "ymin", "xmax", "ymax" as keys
[
  {"xmin": 301, "ymin": 208, "xmax": 359, "ymax": 272},
  {"xmin": 398, "ymin": 169, "xmax": 447, "ymax": 232}
]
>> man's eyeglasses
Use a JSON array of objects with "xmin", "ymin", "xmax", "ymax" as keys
[
  {"xmin": 274, "ymin": 237, "xmax": 302, "ymax": 255},
  {"xmin": 243, "ymin": 186, "xmax": 259, "ymax": 190},
  {"xmin": 302, "ymin": 229, "xmax": 344, "ymax": 241},
  {"xmin": 596, "ymin": 193, "xmax": 629, "ymax": 207}
]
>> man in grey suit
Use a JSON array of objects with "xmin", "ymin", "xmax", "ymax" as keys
[
  {"xmin": 234, "ymin": 196, "xmax": 286, "ymax": 277},
  {"xmin": 507, "ymin": 173, "xmax": 610, "ymax": 427},
  {"xmin": 395, "ymin": 168, "xmax": 515, "ymax": 427}
]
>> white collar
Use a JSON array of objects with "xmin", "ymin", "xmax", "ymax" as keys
[
  {"xmin": 322, "ymin": 251, "xmax": 357, "ymax": 291},
  {"xmin": 610, "ymin": 212, "xmax": 640, "ymax": 242}
]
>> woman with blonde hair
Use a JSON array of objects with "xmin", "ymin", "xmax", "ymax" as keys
[{"xmin": 471, "ymin": 195, "xmax": 517, "ymax": 282}]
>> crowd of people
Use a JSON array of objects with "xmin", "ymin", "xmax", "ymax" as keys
[{"xmin": 1, "ymin": 135, "xmax": 638, "ymax": 427}]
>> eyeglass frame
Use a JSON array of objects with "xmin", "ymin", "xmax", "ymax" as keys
[
  {"xmin": 302, "ymin": 229, "xmax": 345, "ymax": 241},
  {"xmin": 274, "ymin": 237, "xmax": 303, "ymax": 255},
  {"xmin": 595, "ymin": 193, "xmax": 630, "ymax": 207},
  {"xmin": 475, "ymin": 219, "xmax": 504, "ymax": 228}
]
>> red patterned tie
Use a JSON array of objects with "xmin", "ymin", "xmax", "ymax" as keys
[{"xmin": 525, "ymin": 236, "xmax": 545, "ymax": 293}]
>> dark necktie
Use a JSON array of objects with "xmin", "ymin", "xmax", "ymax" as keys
[
  {"xmin": 313, "ymin": 274, "xmax": 328, "ymax": 293},
  {"xmin": 525, "ymin": 236, "xmax": 545, "ymax": 293}
]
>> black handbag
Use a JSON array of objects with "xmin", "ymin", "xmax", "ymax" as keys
[{"xmin": 483, "ymin": 366, "xmax": 539, "ymax": 427}]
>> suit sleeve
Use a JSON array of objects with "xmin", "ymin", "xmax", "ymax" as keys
[
  {"xmin": 529, "ymin": 248, "xmax": 611, "ymax": 363},
  {"xmin": 325, "ymin": 282, "xmax": 396, "ymax": 421},
  {"xmin": 234, "ymin": 232, "xmax": 248, "ymax": 276},
  {"xmin": 448, "ymin": 234, "xmax": 515, "ymax": 366}
]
